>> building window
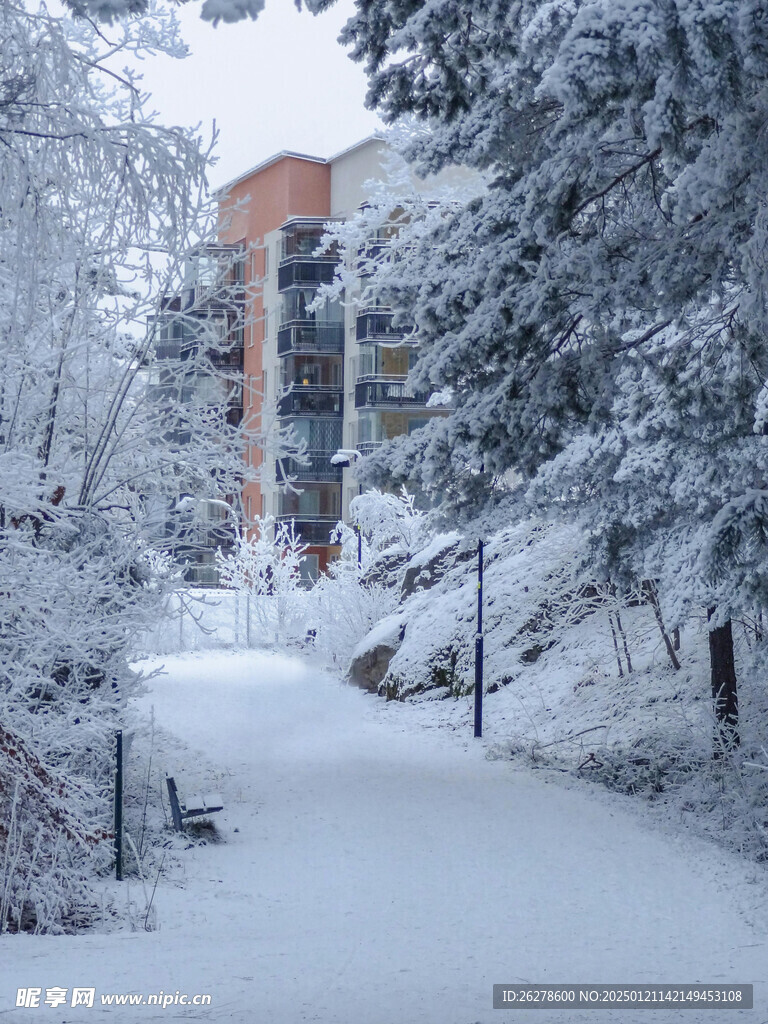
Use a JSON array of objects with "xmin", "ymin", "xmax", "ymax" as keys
[{"xmin": 300, "ymin": 554, "xmax": 319, "ymax": 585}]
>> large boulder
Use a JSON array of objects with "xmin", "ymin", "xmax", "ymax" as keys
[
  {"xmin": 346, "ymin": 614, "xmax": 404, "ymax": 693},
  {"xmin": 348, "ymin": 642, "xmax": 398, "ymax": 693},
  {"xmin": 361, "ymin": 551, "xmax": 408, "ymax": 590},
  {"xmin": 400, "ymin": 534, "xmax": 470, "ymax": 600}
]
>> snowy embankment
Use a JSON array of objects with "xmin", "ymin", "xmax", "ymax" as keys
[
  {"xmin": 1, "ymin": 651, "xmax": 765, "ymax": 1023},
  {"xmin": 346, "ymin": 517, "xmax": 768, "ymax": 861}
]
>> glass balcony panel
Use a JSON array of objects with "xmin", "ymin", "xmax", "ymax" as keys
[
  {"xmin": 281, "ymin": 290, "xmax": 343, "ymax": 324},
  {"xmin": 275, "ymin": 515, "xmax": 339, "ymax": 546},
  {"xmin": 281, "ymin": 354, "xmax": 343, "ymax": 390},
  {"xmin": 275, "ymin": 452, "xmax": 343, "ymax": 484},
  {"xmin": 278, "ymin": 259, "xmax": 337, "ymax": 292},
  {"xmin": 277, "ymin": 322, "xmax": 344, "ymax": 355},
  {"xmin": 277, "ymin": 386, "xmax": 343, "ymax": 417},
  {"xmin": 354, "ymin": 375, "xmax": 431, "ymax": 410},
  {"xmin": 281, "ymin": 223, "xmax": 327, "ymax": 259}
]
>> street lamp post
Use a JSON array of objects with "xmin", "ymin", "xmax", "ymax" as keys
[
  {"xmin": 331, "ymin": 449, "xmax": 364, "ymax": 569},
  {"xmin": 474, "ymin": 538, "xmax": 484, "ymax": 738}
]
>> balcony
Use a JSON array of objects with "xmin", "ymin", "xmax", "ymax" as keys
[
  {"xmin": 183, "ymin": 563, "xmax": 223, "ymax": 587},
  {"xmin": 277, "ymin": 321, "xmax": 344, "ymax": 356},
  {"xmin": 356, "ymin": 441, "xmax": 383, "ymax": 457},
  {"xmin": 154, "ymin": 340, "xmax": 185, "ymax": 361},
  {"xmin": 276, "ymin": 515, "xmax": 339, "ymax": 546},
  {"xmin": 280, "ymin": 221, "xmax": 337, "ymax": 260},
  {"xmin": 276, "ymin": 452, "xmax": 343, "ymax": 484},
  {"xmin": 183, "ymin": 282, "xmax": 246, "ymax": 313},
  {"xmin": 277, "ymin": 385, "xmax": 343, "ymax": 418},
  {"xmin": 278, "ymin": 257, "xmax": 338, "ymax": 292},
  {"xmin": 355, "ymin": 307, "xmax": 412, "ymax": 343},
  {"xmin": 177, "ymin": 523, "xmax": 237, "ymax": 550},
  {"xmin": 354, "ymin": 375, "xmax": 431, "ymax": 410}
]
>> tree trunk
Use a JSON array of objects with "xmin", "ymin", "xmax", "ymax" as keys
[
  {"xmin": 608, "ymin": 613, "xmax": 624, "ymax": 677},
  {"xmin": 707, "ymin": 608, "xmax": 739, "ymax": 752},
  {"xmin": 642, "ymin": 579, "xmax": 680, "ymax": 670}
]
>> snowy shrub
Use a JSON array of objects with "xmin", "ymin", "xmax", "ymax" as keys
[
  {"xmin": 0, "ymin": 725, "xmax": 109, "ymax": 934},
  {"xmin": 301, "ymin": 488, "xmax": 433, "ymax": 669},
  {"xmin": 373, "ymin": 517, "xmax": 598, "ymax": 700},
  {"xmin": 0, "ymin": 3, "xmax": 259, "ymax": 931},
  {"xmin": 216, "ymin": 516, "xmax": 309, "ymax": 647},
  {"xmin": 350, "ymin": 487, "xmax": 430, "ymax": 556},
  {"xmin": 307, "ymin": 556, "xmax": 400, "ymax": 670}
]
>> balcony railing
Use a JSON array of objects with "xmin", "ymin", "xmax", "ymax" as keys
[
  {"xmin": 354, "ymin": 375, "xmax": 431, "ymax": 410},
  {"xmin": 173, "ymin": 522, "xmax": 238, "ymax": 550},
  {"xmin": 278, "ymin": 257, "xmax": 338, "ymax": 292},
  {"xmin": 356, "ymin": 238, "xmax": 391, "ymax": 269},
  {"xmin": 277, "ymin": 385, "xmax": 343, "ymax": 418},
  {"xmin": 275, "ymin": 452, "xmax": 343, "ymax": 484},
  {"xmin": 184, "ymin": 283, "xmax": 246, "ymax": 312},
  {"xmin": 277, "ymin": 321, "xmax": 344, "ymax": 356},
  {"xmin": 355, "ymin": 307, "xmax": 412, "ymax": 343},
  {"xmin": 154, "ymin": 340, "xmax": 243, "ymax": 366},
  {"xmin": 275, "ymin": 514, "xmax": 340, "ymax": 545},
  {"xmin": 183, "ymin": 563, "xmax": 223, "ymax": 587},
  {"xmin": 208, "ymin": 346, "xmax": 244, "ymax": 368},
  {"xmin": 356, "ymin": 441, "xmax": 384, "ymax": 457}
]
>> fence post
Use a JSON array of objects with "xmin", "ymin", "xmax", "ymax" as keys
[{"xmin": 114, "ymin": 730, "xmax": 123, "ymax": 881}]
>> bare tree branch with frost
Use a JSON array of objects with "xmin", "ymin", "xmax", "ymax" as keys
[{"xmin": 0, "ymin": 3, "xmax": 281, "ymax": 932}]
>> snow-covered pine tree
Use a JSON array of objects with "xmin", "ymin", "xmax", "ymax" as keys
[{"xmin": 282, "ymin": 0, "xmax": 768, "ymax": 750}]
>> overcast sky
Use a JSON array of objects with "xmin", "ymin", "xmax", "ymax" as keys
[{"xmin": 137, "ymin": 0, "xmax": 382, "ymax": 190}]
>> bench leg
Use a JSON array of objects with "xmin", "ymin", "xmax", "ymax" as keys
[{"xmin": 166, "ymin": 777, "xmax": 184, "ymax": 831}]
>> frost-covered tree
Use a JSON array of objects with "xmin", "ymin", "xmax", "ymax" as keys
[
  {"xmin": 351, "ymin": 486, "xmax": 430, "ymax": 555},
  {"xmin": 306, "ymin": 488, "xmax": 418, "ymax": 668},
  {"xmin": 0, "ymin": 3, "xmax": 271, "ymax": 931},
  {"xmin": 282, "ymin": 0, "xmax": 768, "ymax": 750},
  {"xmin": 216, "ymin": 516, "xmax": 308, "ymax": 643}
]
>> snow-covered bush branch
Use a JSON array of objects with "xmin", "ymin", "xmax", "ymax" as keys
[
  {"xmin": 216, "ymin": 516, "xmax": 308, "ymax": 645},
  {"xmin": 0, "ymin": 2, "xmax": 276, "ymax": 931}
]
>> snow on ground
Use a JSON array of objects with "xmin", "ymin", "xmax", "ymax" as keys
[{"xmin": 1, "ymin": 650, "xmax": 766, "ymax": 1023}]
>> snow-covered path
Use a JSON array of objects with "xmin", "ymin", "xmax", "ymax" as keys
[{"xmin": 1, "ymin": 651, "xmax": 766, "ymax": 1023}]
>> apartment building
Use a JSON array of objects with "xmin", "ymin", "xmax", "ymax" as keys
[{"xmin": 217, "ymin": 136, "xmax": 449, "ymax": 582}]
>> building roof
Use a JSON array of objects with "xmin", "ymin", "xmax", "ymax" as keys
[
  {"xmin": 215, "ymin": 135, "xmax": 386, "ymax": 197},
  {"xmin": 326, "ymin": 133, "xmax": 386, "ymax": 164},
  {"xmin": 215, "ymin": 150, "xmax": 326, "ymax": 197}
]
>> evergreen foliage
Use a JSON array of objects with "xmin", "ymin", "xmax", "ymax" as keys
[{"xmin": 293, "ymin": 0, "xmax": 768, "ymax": 748}]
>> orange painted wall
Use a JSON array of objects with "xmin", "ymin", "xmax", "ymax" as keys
[{"xmin": 217, "ymin": 157, "xmax": 331, "ymax": 528}]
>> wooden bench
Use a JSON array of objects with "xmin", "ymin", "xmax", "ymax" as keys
[{"xmin": 166, "ymin": 776, "xmax": 224, "ymax": 832}]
